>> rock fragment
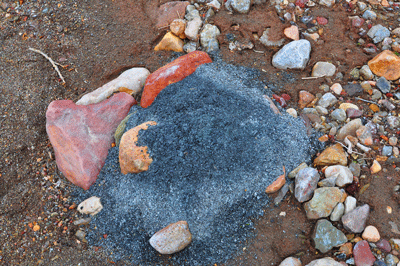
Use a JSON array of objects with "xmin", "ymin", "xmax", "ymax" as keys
[{"xmin": 149, "ymin": 221, "xmax": 192, "ymax": 255}]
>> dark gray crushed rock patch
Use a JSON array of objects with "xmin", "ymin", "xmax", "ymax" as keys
[{"xmin": 74, "ymin": 59, "xmax": 319, "ymax": 265}]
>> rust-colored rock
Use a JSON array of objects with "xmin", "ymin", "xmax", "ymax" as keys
[
  {"xmin": 46, "ymin": 93, "xmax": 135, "ymax": 190},
  {"xmin": 368, "ymin": 50, "xmax": 400, "ymax": 80},
  {"xmin": 314, "ymin": 144, "xmax": 348, "ymax": 166},
  {"xmin": 265, "ymin": 166, "xmax": 286, "ymax": 193},
  {"xmin": 298, "ymin": 90, "xmax": 316, "ymax": 109},
  {"xmin": 154, "ymin": 32, "xmax": 184, "ymax": 52},
  {"xmin": 119, "ymin": 121, "xmax": 157, "ymax": 175},
  {"xmin": 155, "ymin": 1, "xmax": 190, "ymax": 29},
  {"xmin": 141, "ymin": 51, "xmax": 212, "ymax": 108}
]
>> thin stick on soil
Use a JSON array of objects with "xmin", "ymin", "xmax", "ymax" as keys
[
  {"xmin": 355, "ymin": 97, "xmax": 379, "ymax": 105},
  {"xmin": 28, "ymin": 47, "xmax": 66, "ymax": 84},
  {"xmin": 301, "ymin": 75, "xmax": 326, "ymax": 80}
]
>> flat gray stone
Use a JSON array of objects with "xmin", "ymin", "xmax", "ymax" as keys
[
  {"xmin": 367, "ymin": 24, "xmax": 390, "ymax": 43},
  {"xmin": 295, "ymin": 167, "xmax": 320, "ymax": 202},
  {"xmin": 317, "ymin": 93, "xmax": 338, "ymax": 108},
  {"xmin": 312, "ymin": 219, "xmax": 347, "ymax": 253},
  {"xmin": 272, "ymin": 40, "xmax": 311, "ymax": 70},
  {"xmin": 312, "ymin": 62, "xmax": 336, "ymax": 77}
]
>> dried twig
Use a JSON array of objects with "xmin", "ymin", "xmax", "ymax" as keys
[
  {"xmin": 355, "ymin": 97, "xmax": 379, "ymax": 105},
  {"xmin": 29, "ymin": 47, "xmax": 65, "ymax": 84},
  {"xmin": 301, "ymin": 75, "xmax": 326, "ymax": 80},
  {"xmin": 335, "ymin": 140, "xmax": 365, "ymax": 156}
]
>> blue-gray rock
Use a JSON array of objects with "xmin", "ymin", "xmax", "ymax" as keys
[
  {"xmin": 331, "ymin": 109, "xmax": 347, "ymax": 122},
  {"xmin": 343, "ymin": 83, "xmax": 363, "ymax": 96},
  {"xmin": 387, "ymin": 116, "xmax": 400, "ymax": 129},
  {"xmin": 318, "ymin": 93, "xmax": 338, "ymax": 108},
  {"xmin": 360, "ymin": 65, "xmax": 374, "ymax": 80},
  {"xmin": 374, "ymin": 260, "xmax": 388, "ymax": 266},
  {"xmin": 312, "ymin": 219, "xmax": 347, "ymax": 253},
  {"xmin": 295, "ymin": 167, "xmax": 320, "ymax": 202},
  {"xmin": 200, "ymin": 24, "xmax": 220, "ymax": 52},
  {"xmin": 385, "ymin": 254, "xmax": 399, "ymax": 266},
  {"xmin": 367, "ymin": 24, "xmax": 390, "ymax": 43},
  {"xmin": 272, "ymin": 40, "xmax": 311, "ymax": 70},
  {"xmin": 349, "ymin": 162, "xmax": 361, "ymax": 177},
  {"xmin": 226, "ymin": 0, "xmax": 251, "ymax": 13},
  {"xmin": 382, "ymin": 146, "xmax": 393, "ymax": 156},
  {"xmin": 376, "ymin": 77, "xmax": 391, "ymax": 94},
  {"xmin": 363, "ymin": 10, "xmax": 377, "ymax": 20},
  {"xmin": 394, "ymin": 92, "xmax": 400, "ymax": 100},
  {"xmin": 342, "ymin": 204, "xmax": 370, "ymax": 233}
]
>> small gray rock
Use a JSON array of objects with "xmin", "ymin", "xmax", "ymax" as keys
[
  {"xmin": 295, "ymin": 167, "xmax": 319, "ymax": 202},
  {"xmin": 360, "ymin": 65, "xmax": 374, "ymax": 80},
  {"xmin": 376, "ymin": 77, "xmax": 391, "ymax": 94},
  {"xmin": 363, "ymin": 10, "xmax": 377, "ymax": 20},
  {"xmin": 330, "ymin": 202, "xmax": 345, "ymax": 222},
  {"xmin": 382, "ymin": 146, "xmax": 393, "ymax": 156},
  {"xmin": 230, "ymin": 0, "xmax": 251, "ymax": 13},
  {"xmin": 319, "ymin": 0, "xmax": 335, "ymax": 7},
  {"xmin": 331, "ymin": 109, "xmax": 347, "ymax": 122},
  {"xmin": 344, "ymin": 196, "xmax": 357, "ymax": 214},
  {"xmin": 200, "ymin": 24, "xmax": 220, "ymax": 52},
  {"xmin": 325, "ymin": 165, "xmax": 353, "ymax": 187},
  {"xmin": 185, "ymin": 17, "xmax": 202, "ymax": 41},
  {"xmin": 318, "ymin": 93, "xmax": 338, "ymax": 108},
  {"xmin": 312, "ymin": 219, "xmax": 347, "ymax": 253},
  {"xmin": 385, "ymin": 254, "xmax": 399, "ymax": 266},
  {"xmin": 342, "ymin": 204, "xmax": 370, "ymax": 233},
  {"xmin": 183, "ymin": 42, "xmax": 197, "ymax": 53},
  {"xmin": 349, "ymin": 162, "xmax": 361, "ymax": 177},
  {"xmin": 272, "ymin": 40, "xmax": 311, "ymax": 70},
  {"xmin": 387, "ymin": 116, "xmax": 400, "ymax": 129},
  {"xmin": 367, "ymin": 24, "xmax": 390, "ymax": 43},
  {"xmin": 312, "ymin": 62, "xmax": 336, "ymax": 77},
  {"xmin": 343, "ymin": 83, "xmax": 363, "ymax": 97}
]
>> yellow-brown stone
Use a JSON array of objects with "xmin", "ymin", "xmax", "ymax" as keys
[
  {"xmin": 314, "ymin": 144, "xmax": 348, "ymax": 166},
  {"xmin": 298, "ymin": 90, "xmax": 316, "ymax": 109},
  {"xmin": 265, "ymin": 166, "xmax": 286, "ymax": 193},
  {"xmin": 119, "ymin": 121, "xmax": 157, "ymax": 174},
  {"xmin": 368, "ymin": 50, "xmax": 400, "ymax": 80},
  {"xmin": 154, "ymin": 32, "xmax": 184, "ymax": 52},
  {"xmin": 170, "ymin": 19, "xmax": 186, "ymax": 39}
]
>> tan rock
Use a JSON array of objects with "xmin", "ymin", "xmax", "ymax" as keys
[
  {"xmin": 284, "ymin": 25, "xmax": 299, "ymax": 41},
  {"xmin": 119, "ymin": 121, "xmax": 157, "ymax": 174},
  {"xmin": 339, "ymin": 242, "xmax": 353, "ymax": 257},
  {"xmin": 314, "ymin": 144, "xmax": 348, "ymax": 166},
  {"xmin": 149, "ymin": 221, "xmax": 192, "ymax": 254},
  {"xmin": 279, "ymin": 257, "xmax": 302, "ymax": 266},
  {"xmin": 266, "ymin": 166, "xmax": 286, "ymax": 193},
  {"xmin": 299, "ymin": 90, "xmax": 316, "ymax": 109},
  {"xmin": 336, "ymin": 118, "xmax": 362, "ymax": 140},
  {"xmin": 362, "ymin": 225, "xmax": 380, "ymax": 242},
  {"xmin": 330, "ymin": 83, "xmax": 342, "ymax": 95},
  {"xmin": 368, "ymin": 50, "xmax": 400, "ymax": 80},
  {"xmin": 370, "ymin": 160, "xmax": 381, "ymax": 174},
  {"xmin": 77, "ymin": 196, "xmax": 103, "ymax": 216},
  {"xmin": 170, "ymin": 19, "xmax": 186, "ymax": 39},
  {"xmin": 339, "ymin": 103, "xmax": 359, "ymax": 111},
  {"xmin": 154, "ymin": 32, "xmax": 184, "ymax": 52}
]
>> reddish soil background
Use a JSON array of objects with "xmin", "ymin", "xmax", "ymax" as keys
[{"xmin": 1, "ymin": 0, "xmax": 399, "ymax": 265}]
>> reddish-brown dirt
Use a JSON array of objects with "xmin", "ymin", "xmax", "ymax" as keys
[{"xmin": 1, "ymin": 0, "xmax": 399, "ymax": 265}]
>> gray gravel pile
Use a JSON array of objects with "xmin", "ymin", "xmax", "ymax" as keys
[{"xmin": 74, "ymin": 59, "xmax": 319, "ymax": 265}]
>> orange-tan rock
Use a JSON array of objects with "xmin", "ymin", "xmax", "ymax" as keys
[
  {"xmin": 154, "ymin": 32, "xmax": 184, "ymax": 52},
  {"xmin": 119, "ymin": 121, "xmax": 157, "ymax": 174},
  {"xmin": 298, "ymin": 90, "xmax": 316, "ymax": 109},
  {"xmin": 362, "ymin": 225, "xmax": 380, "ymax": 242},
  {"xmin": 368, "ymin": 50, "xmax": 400, "ymax": 80},
  {"xmin": 141, "ymin": 51, "xmax": 212, "ymax": 108},
  {"xmin": 265, "ymin": 166, "xmax": 286, "ymax": 193},
  {"xmin": 284, "ymin": 25, "xmax": 299, "ymax": 40},
  {"xmin": 149, "ymin": 221, "xmax": 192, "ymax": 254},
  {"xmin": 170, "ymin": 19, "xmax": 186, "ymax": 39},
  {"xmin": 314, "ymin": 144, "xmax": 348, "ymax": 166},
  {"xmin": 370, "ymin": 160, "xmax": 381, "ymax": 174}
]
